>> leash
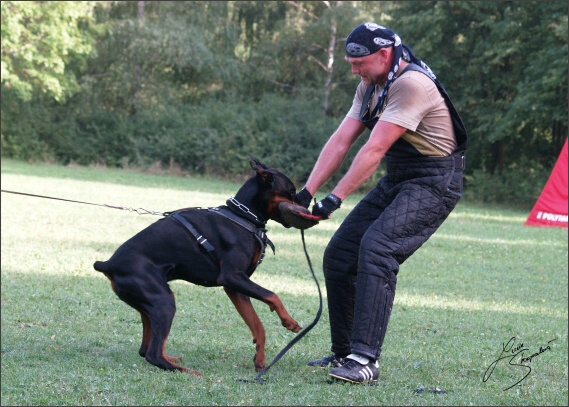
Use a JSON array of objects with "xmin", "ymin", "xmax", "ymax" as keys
[
  {"xmin": 247, "ymin": 228, "xmax": 322, "ymax": 384},
  {"xmin": 0, "ymin": 189, "xmax": 166, "ymax": 216}
]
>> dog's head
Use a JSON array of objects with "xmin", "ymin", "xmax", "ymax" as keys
[
  {"xmin": 229, "ymin": 155, "xmax": 319, "ymax": 229},
  {"xmin": 248, "ymin": 155, "xmax": 297, "ymax": 228},
  {"xmin": 246, "ymin": 155, "xmax": 321, "ymax": 229}
]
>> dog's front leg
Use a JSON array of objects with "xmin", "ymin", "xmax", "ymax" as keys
[
  {"xmin": 223, "ymin": 287, "xmax": 266, "ymax": 371},
  {"xmin": 262, "ymin": 292, "xmax": 302, "ymax": 333},
  {"xmin": 218, "ymin": 271, "xmax": 301, "ymax": 334}
]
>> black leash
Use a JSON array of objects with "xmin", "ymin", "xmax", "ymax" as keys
[
  {"xmin": 247, "ymin": 229, "xmax": 322, "ymax": 384},
  {"xmin": 0, "ymin": 189, "xmax": 165, "ymax": 216}
]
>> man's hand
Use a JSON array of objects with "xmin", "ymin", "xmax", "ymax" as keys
[
  {"xmin": 294, "ymin": 187, "xmax": 313, "ymax": 209},
  {"xmin": 312, "ymin": 194, "xmax": 342, "ymax": 219}
]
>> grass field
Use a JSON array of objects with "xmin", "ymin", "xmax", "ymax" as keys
[{"xmin": 1, "ymin": 158, "xmax": 567, "ymax": 406}]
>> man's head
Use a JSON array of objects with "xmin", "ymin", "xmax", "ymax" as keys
[
  {"xmin": 345, "ymin": 22, "xmax": 399, "ymax": 58},
  {"xmin": 344, "ymin": 22, "xmax": 403, "ymax": 87},
  {"xmin": 344, "ymin": 23, "xmax": 438, "ymax": 123}
]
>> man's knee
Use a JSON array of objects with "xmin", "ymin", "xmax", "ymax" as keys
[
  {"xmin": 323, "ymin": 236, "xmax": 359, "ymax": 279},
  {"xmin": 358, "ymin": 239, "xmax": 400, "ymax": 280}
]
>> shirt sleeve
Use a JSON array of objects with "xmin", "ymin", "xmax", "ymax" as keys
[{"xmin": 345, "ymin": 81, "xmax": 368, "ymax": 121}]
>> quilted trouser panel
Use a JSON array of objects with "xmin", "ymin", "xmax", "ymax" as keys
[
  {"xmin": 323, "ymin": 191, "xmax": 389, "ymax": 356},
  {"xmin": 324, "ymin": 158, "xmax": 463, "ymax": 360}
]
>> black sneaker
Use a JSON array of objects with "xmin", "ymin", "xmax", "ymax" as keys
[
  {"xmin": 307, "ymin": 354, "xmax": 347, "ymax": 368},
  {"xmin": 329, "ymin": 356, "xmax": 379, "ymax": 383}
]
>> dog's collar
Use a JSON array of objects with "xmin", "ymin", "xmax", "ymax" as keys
[{"xmin": 226, "ymin": 197, "xmax": 266, "ymax": 227}]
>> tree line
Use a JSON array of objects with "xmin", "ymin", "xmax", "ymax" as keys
[{"xmin": 1, "ymin": 1, "xmax": 567, "ymax": 206}]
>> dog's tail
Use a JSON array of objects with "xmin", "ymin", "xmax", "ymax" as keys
[{"xmin": 93, "ymin": 260, "xmax": 108, "ymax": 272}]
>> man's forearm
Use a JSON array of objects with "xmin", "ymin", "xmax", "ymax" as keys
[
  {"xmin": 331, "ymin": 120, "xmax": 407, "ymax": 200},
  {"xmin": 305, "ymin": 140, "xmax": 351, "ymax": 195},
  {"xmin": 331, "ymin": 144, "xmax": 383, "ymax": 200},
  {"xmin": 304, "ymin": 117, "xmax": 365, "ymax": 196}
]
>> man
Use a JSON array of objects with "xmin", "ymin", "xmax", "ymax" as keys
[{"xmin": 294, "ymin": 22, "xmax": 467, "ymax": 384}]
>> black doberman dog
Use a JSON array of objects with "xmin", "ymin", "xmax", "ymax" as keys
[{"xmin": 94, "ymin": 157, "xmax": 302, "ymax": 375}]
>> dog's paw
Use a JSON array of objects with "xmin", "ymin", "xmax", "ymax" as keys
[
  {"xmin": 165, "ymin": 355, "xmax": 184, "ymax": 363},
  {"xmin": 253, "ymin": 355, "xmax": 266, "ymax": 371},
  {"xmin": 282, "ymin": 319, "xmax": 302, "ymax": 333}
]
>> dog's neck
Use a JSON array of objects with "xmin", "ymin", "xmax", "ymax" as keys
[
  {"xmin": 226, "ymin": 176, "xmax": 268, "ymax": 227},
  {"xmin": 226, "ymin": 197, "xmax": 266, "ymax": 227}
]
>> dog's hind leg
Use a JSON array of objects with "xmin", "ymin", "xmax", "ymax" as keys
[
  {"xmin": 141, "ymin": 293, "xmax": 193, "ymax": 373},
  {"xmin": 133, "ymin": 302, "xmax": 189, "ymax": 372},
  {"xmin": 95, "ymin": 263, "xmax": 165, "ymax": 364},
  {"xmin": 138, "ymin": 311, "xmax": 151, "ymax": 358},
  {"xmin": 223, "ymin": 287, "xmax": 266, "ymax": 371},
  {"xmin": 111, "ymin": 275, "xmax": 195, "ymax": 373}
]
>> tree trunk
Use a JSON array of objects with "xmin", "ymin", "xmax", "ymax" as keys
[
  {"xmin": 322, "ymin": 1, "xmax": 341, "ymax": 115},
  {"xmin": 490, "ymin": 139, "xmax": 505, "ymax": 174},
  {"xmin": 132, "ymin": 1, "xmax": 144, "ymax": 116},
  {"xmin": 322, "ymin": 22, "xmax": 336, "ymax": 115}
]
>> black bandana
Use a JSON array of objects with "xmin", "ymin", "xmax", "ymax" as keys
[{"xmin": 346, "ymin": 23, "xmax": 437, "ymax": 118}]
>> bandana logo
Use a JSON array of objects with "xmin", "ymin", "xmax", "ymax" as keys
[
  {"xmin": 346, "ymin": 43, "xmax": 371, "ymax": 57},
  {"xmin": 364, "ymin": 22, "xmax": 384, "ymax": 31},
  {"xmin": 421, "ymin": 61, "xmax": 437, "ymax": 80},
  {"xmin": 393, "ymin": 34, "xmax": 401, "ymax": 47},
  {"xmin": 373, "ymin": 37, "xmax": 394, "ymax": 47}
]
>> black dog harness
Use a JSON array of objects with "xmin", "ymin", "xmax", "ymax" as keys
[{"xmin": 168, "ymin": 204, "xmax": 275, "ymax": 269}]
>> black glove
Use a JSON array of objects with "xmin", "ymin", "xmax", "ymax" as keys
[
  {"xmin": 312, "ymin": 193, "xmax": 342, "ymax": 220},
  {"xmin": 294, "ymin": 187, "xmax": 313, "ymax": 209}
]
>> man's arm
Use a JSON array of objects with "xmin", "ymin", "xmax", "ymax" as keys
[
  {"xmin": 331, "ymin": 120, "xmax": 407, "ymax": 200},
  {"xmin": 304, "ymin": 117, "xmax": 366, "ymax": 196}
]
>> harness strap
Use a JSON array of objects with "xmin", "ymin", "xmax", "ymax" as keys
[
  {"xmin": 209, "ymin": 207, "xmax": 275, "ymax": 255},
  {"xmin": 359, "ymin": 63, "xmax": 468, "ymax": 155},
  {"xmin": 170, "ymin": 207, "xmax": 274, "ymax": 269},
  {"xmin": 169, "ymin": 212, "xmax": 216, "ymax": 256},
  {"xmin": 400, "ymin": 63, "xmax": 468, "ymax": 154}
]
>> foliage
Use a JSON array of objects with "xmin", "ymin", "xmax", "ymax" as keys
[
  {"xmin": 1, "ymin": 1, "xmax": 567, "ymax": 206},
  {"xmin": 0, "ymin": 1, "xmax": 100, "ymax": 102},
  {"xmin": 1, "ymin": 160, "xmax": 567, "ymax": 406},
  {"xmin": 81, "ymin": 1, "xmax": 241, "ymax": 114},
  {"xmin": 463, "ymin": 158, "xmax": 552, "ymax": 206}
]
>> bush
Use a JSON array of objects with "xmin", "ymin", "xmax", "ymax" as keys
[
  {"xmin": 56, "ymin": 109, "xmax": 133, "ymax": 166},
  {"xmin": 0, "ymin": 91, "xmax": 57, "ymax": 162},
  {"xmin": 463, "ymin": 157, "xmax": 551, "ymax": 208}
]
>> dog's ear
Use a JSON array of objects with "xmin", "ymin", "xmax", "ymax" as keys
[
  {"xmin": 255, "ymin": 167, "xmax": 274, "ymax": 187},
  {"xmin": 249, "ymin": 155, "xmax": 275, "ymax": 187},
  {"xmin": 249, "ymin": 154, "xmax": 268, "ymax": 170}
]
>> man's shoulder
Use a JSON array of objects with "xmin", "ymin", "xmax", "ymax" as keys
[
  {"xmin": 391, "ymin": 70, "xmax": 439, "ymax": 101},
  {"xmin": 397, "ymin": 69, "xmax": 436, "ymax": 88}
]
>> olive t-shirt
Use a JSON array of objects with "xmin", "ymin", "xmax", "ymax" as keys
[{"xmin": 346, "ymin": 70, "xmax": 457, "ymax": 157}]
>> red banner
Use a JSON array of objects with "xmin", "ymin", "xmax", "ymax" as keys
[{"xmin": 525, "ymin": 139, "xmax": 568, "ymax": 228}]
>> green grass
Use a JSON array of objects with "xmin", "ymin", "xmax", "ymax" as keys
[{"xmin": 2, "ymin": 158, "xmax": 567, "ymax": 406}]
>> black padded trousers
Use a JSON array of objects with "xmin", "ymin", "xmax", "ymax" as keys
[{"xmin": 323, "ymin": 155, "xmax": 463, "ymax": 360}]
